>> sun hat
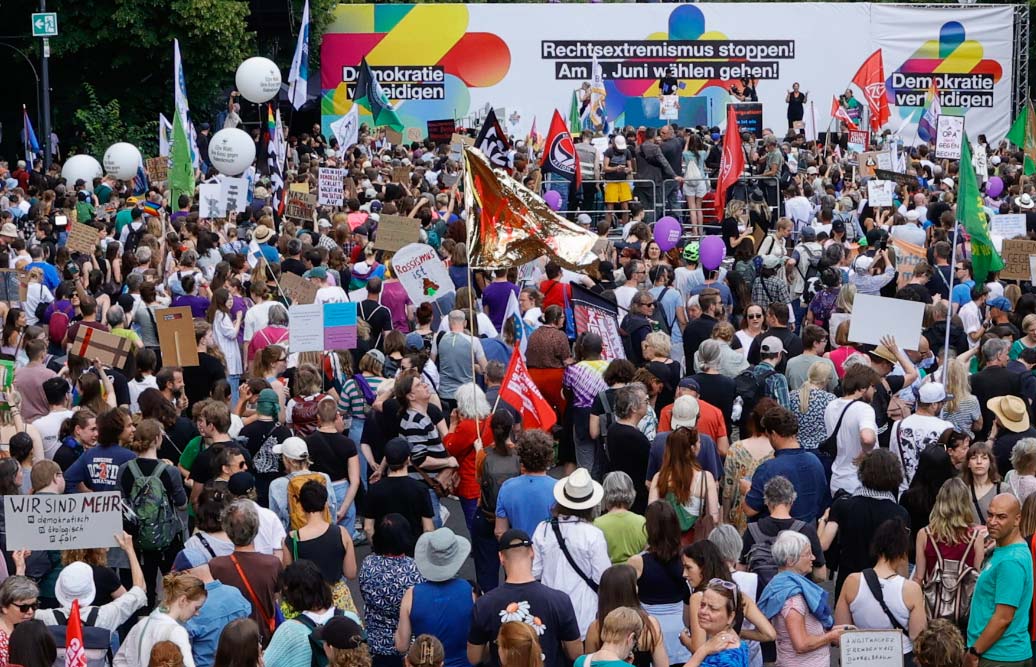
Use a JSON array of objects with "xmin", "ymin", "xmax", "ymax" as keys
[
  {"xmin": 272, "ymin": 436, "xmax": 309, "ymax": 460},
  {"xmin": 989, "ymin": 395, "xmax": 1030, "ymax": 433},
  {"xmin": 670, "ymin": 395, "xmax": 700, "ymax": 429},
  {"xmin": 414, "ymin": 528, "xmax": 471, "ymax": 582},
  {"xmin": 0, "ymin": 223, "xmax": 19, "ymax": 239},
  {"xmin": 1016, "ymin": 194, "xmax": 1035, "ymax": 210},
  {"xmin": 253, "ymin": 186, "xmax": 270, "ymax": 200},
  {"xmin": 553, "ymin": 468, "xmax": 604, "ymax": 512},
  {"xmin": 867, "ymin": 344, "xmax": 898, "ymax": 365},
  {"xmin": 312, "ymin": 616, "xmax": 367, "ymax": 650},
  {"xmin": 55, "ymin": 562, "xmax": 96, "ymax": 608},
  {"xmin": 252, "ymin": 225, "xmax": 274, "ymax": 244}
]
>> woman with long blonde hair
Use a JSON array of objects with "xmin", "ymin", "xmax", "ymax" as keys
[
  {"xmin": 790, "ymin": 362, "xmax": 836, "ymax": 452},
  {"xmin": 940, "ymin": 357, "xmax": 982, "ymax": 437},
  {"xmin": 496, "ymin": 622, "xmax": 543, "ymax": 667},
  {"xmin": 721, "ymin": 199, "xmax": 752, "ymax": 253},
  {"xmin": 647, "ymin": 428, "xmax": 719, "ymax": 543},
  {"xmin": 911, "ymin": 478, "xmax": 984, "ymax": 586},
  {"xmin": 826, "ymin": 284, "xmax": 856, "ymax": 349}
]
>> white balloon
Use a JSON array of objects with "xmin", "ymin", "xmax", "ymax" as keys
[
  {"xmin": 61, "ymin": 155, "xmax": 103, "ymax": 192},
  {"xmin": 235, "ymin": 57, "xmax": 282, "ymax": 104},
  {"xmin": 208, "ymin": 128, "xmax": 255, "ymax": 176},
  {"xmin": 102, "ymin": 142, "xmax": 142, "ymax": 181}
]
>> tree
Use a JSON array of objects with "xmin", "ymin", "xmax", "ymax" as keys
[{"xmin": 73, "ymin": 84, "xmax": 154, "ymax": 157}]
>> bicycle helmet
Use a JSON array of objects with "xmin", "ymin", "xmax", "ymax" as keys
[{"xmin": 682, "ymin": 241, "xmax": 700, "ymax": 262}]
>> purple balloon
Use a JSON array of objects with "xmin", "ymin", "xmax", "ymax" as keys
[
  {"xmin": 987, "ymin": 176, "xmax": 1004, "ymax": 198},
  {"xmin": 699, "ymin": 235, "xmax": 726, "ymax": 271},
  {"xmin": 544, "ymin": 190, "xmax": 562, "ymax": 211},
  {"xmin": 654, "ymin": 216, "xmax": 682, "ymax": 252}
]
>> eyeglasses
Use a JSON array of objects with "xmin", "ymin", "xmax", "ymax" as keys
[
  {"xmin": 12, "ymin": 601, "xmax": 38, "ymax": 613},
  {"xmin": 277, "ymin": 357, "xmax": 287, "ymax": 363}
]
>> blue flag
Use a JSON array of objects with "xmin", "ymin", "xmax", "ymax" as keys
[{"xmin": 22, "ymin": 108, "xmax": 39, "ymax": 165}]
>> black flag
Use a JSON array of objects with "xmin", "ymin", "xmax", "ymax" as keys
[{"xmin": 474, "ymin": 108, "xmax": 511, "ymax": 170}]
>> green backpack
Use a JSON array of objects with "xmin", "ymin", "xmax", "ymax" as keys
[{"xmin": 126, "ymin": 460, "xmax": 180, "ymax": 551}]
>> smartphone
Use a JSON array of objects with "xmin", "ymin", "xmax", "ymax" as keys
[{"xmin": 54, "ymin": 215, "xmax": 68, "ymax": 227}]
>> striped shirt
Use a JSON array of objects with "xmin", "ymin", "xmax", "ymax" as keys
[{"xmin": 400, "ymin": 408, "xmax": 446, "ymax": 468}]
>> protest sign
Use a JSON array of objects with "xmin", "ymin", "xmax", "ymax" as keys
[
  {"xmin": 572, "ymin": 284, "xmax": 625, "ymax": 360},
  {"xmin": 890, "ymin": 238, "xmax": 926, "ymax": 289},
  {"xmin": 219, "ymin": 176, "xmax": 248, "ymax": 214},
  {"xmin": 1030, "ymin": 256, "xmax": 1036, "ymax": 285},
  {"xmin": 71, "ymin": 325, "xmax": 133, "ymax": 369},
  {"xmin": 873, "ymin": 169, "xmax": 920, "ymax": 188},
  {"xmin": 145, "ymin": 157, "xmax": 168, "ymax": 183},
  {"xmin": 198, "ymin": 183, "xmax": 225, "ymax": 219},
  {"xmin": 849, "ymin": 294, "xmax": 924, "ymax": 350},
  {"xmin": 289, "ymin": 302, "xmax": 358, "ymax": 353},
  {"xmin": 974, "ymin": 141, "xmax": 989, "ymax": 183},
  {"xmin": 876, "ymin": 150, "xmax": 894, "ymax": 171},
  {"xmin": 318, "ymin": 167, "xmax": 345, "ymax": 207},
  {"xmin": 857, "ymin": 151, "xmax": 880, "ymax": 178},
  {"xmin": 392, "ymin": 243, "xmax": 456, "ymax": 305},
  {"xmin": 839, "ymin": 630, "xmax": 903, "ymax": 667},
  {"xmin": 427, "ymin": 119, "xmax": 456, "ymax": 144},
  {"xmin": 5, "ymin": 492, "xmax": 123, "ymax": 550},
  {"xmin": 867, "ymin": 180, "xmax": 895, "ymax": 207},
  {"xmin": 989, "ymin": 214, "xmax": 1027, "ymax": 240},
  {"xmin": 730, "ymin": 103, "xmax": 763, "ymax": 137},
  {"xmin": 1000, "ymin": 239, "xmax": 1036, "ymax": 280},
  {"xmin": 289, "ymin": 182, "xmax": 311, "ymax": 193},
  {"xmin": 155, "ymin": 306, "xmax": 200, "ymax": 367},
  {"xmin": 405, "ymin": 127, "xmax": 424, "ymax": 143},
  {"xmin": 935, "ymin": 115, "xmax": 965, "ymax": 159},
  {"xmin": 385, "ymin": 128, "xmax": 404, "ymax": 145},
  {"xmin": 0, "ymin": 269, "xmax": 25, "ymax": 304},
  {"xmin": 285, "ymin": 190, "xmax": 316, "ymax": 224},
  {"xmin": 392, "ymin": 166, "xmax": 411, "ymax": 185},
  {"xmin": 373, "ymin": 215, "xmax": 421, "ymax": 252},
  {"xmin": 66, "ymin": 223, "xmax": 98, "ymax": 255},
  {"xmin": 451, "ymin": 133, "xmax": 475, "ymax": 148},
  {"xmin": 279, "ymin": 271, "xmax": 318, "ymax": 305},
  {"xmin": 847, "ymin": 130, "xmax": 869, "ymax": 153},
  {"xmin": 659, "ymin": 95, "xmax": 679, "ymax": 120}
]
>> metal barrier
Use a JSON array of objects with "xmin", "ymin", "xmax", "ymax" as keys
[{"xmin": 544, "ymin": 178, "xmax": 661, "ymax": 228}]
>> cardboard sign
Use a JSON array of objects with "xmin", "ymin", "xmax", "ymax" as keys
[
  {"xmin": 848, "ymin": 294, "xmax": 924, "ymax": 350},
  {"xmin": 405, "ymin": 127, "xmax": 424, "ymax": 143},
  {"xmin": 5, "ymin": 492, "xmax": 123, "ymax": 550},
  {"xmin": 289, "ymin": 182, "xmax": 311, "ymax": 193},
  {"xmin": 451, "ymin": 133, "xmax": 475, "ymax": 148},
  {"xmin": 385, "ymin": 128, "xmax": 404, "ymax": 146},
  {"xmin": 279, "ymin": 271, "xmax": 318, "ymax": 305},
  {"xmin": 730, "ymin": 102, "xmax": 763, "ymax": 137},
  {"xmin": 1000, "ymin": 239, "xmax": 1036, "ymax": 280},
  {"xmin": 847, "ymin": 130, "xmax": 869, "ymax": 153},
  {"xmin": 284, "ymin": 190, "xmax": 316, "ymax": 224},
  {"xmin": 318, "ymin": 167, "xmax": 345, "ymax": 207},
  {"xmin": 154, "ymin": 306, "xmax": 200, "ymax": 368},
  {"xmin": 427, "ymin": 119, "xmax": 457, "ymax": 144},
  {"xmin": 145, "ymin": 157, "xmax": 168, "ymax": 183},
  {"xmin": 392, "ymin": 243, "xmax": 456, "ymax": 305},
  {"xmin": 873, "ymin": 169, "xmax": 920, "ymax": 188},
  {"xmin": 219, "ymin": 176, "xmax": 248, "ymax": 214},
  {"xmin": 70, "ymin": 324, "xmax": 133, "ymax": 369},
  {"xmin": 198, "ymin": 183, "xmax": 225, "ymax": 219},
  {"xmin": 373, "ymin": 215, "xmax": 421, "ymax": 252},
  {"xmin": 867, "ymin": 180, "xmax": 895, "ymax": 207},
  {"xmin": 66, "ymin": 223, "xmax": 98, "ymax": 255},
  {"xmin": 935, "ymin": 115, "xmax": 965, "ymax": 160},
  {"xmin": 989, "ymin": 214, "xmax": 1027, "ymax": 241},
  {"xmin": 857, "ymin": 151, "xmax": 880, "ymax": 178},
  {"xmin": 392, "ymin": 166, "xmax": 411, "ymax": 185},
  {"xmin": 890, "ymin": 238, "xmax": 926, "ymax": 289},
  {"xmin": 288, "ymin": 302, "xmax": 358, "ymax": 353},
  {"xmin": 839, "ymin": 630, "xmax": 903, "ymax": 667}
]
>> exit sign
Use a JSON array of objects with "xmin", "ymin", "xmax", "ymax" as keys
[{"xmin": 31, "ymin": 13, "xmax": 57, "ymax": 38}]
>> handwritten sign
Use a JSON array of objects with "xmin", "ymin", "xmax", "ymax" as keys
[
  {"xmin": 284, "ymin": 190, "xmax": 316, "ymax": 224},
  {"xmin": 405, "ymin": 127, "xmax": 424, "ymax": 143},
  {"xmin": 66, "ymin": 223, "xmax": 98, "ymax": 255},
  {"xmin": 289, "ymin": 302, "xmax": 358, "ymax": 353},
  {"xmin": 935, "ymin": 115, "xmax": 965, "ymax": 160},
  {"xmin": 839, "ymin": 630, "xmax": 903, "ymax": 667},
  {"xmin": 849, "ymin": 294, "xmax": 924, "ymax": 350},
  {"xmin": 155, "ymin": 306, "xmax": 200, "ymax": 367},
  {"xmin": 318, "ymin": 167, "xmax": 345, "ymax": 207},
  {"xmin": 392, "ymin": 243, "xmax": 456, "ymax": 305},
  {"xmin": 867, "ymin": 180, "xmax": 895, "ymax": 207},
  {"xmin": 989, "ymin": 214, "xmax": 1027, "ymax": 241},
  {"xmin": 145, "ymin": 157, "xmax": 168, "ymax": 183},
  {"xmin": 373, "ymin": 214, "xmax": 421, "ymax": 252},
  {"xmin": 5, "ymin": 492, "xmax": 123, "ymax": 550},
  {"xmin": 385, "ymin": 128, "xmax": 403, "ymax": 146},
  {"xmin": 219, "ymin": 176, "xmax": 248, "ymax": 214},
  {"xmin": 1000, "ymin": 239, "xmax": 1036, "ymax": 280},
  {"xmin": 392, "ymin": 166, "xmax": 411, "ymax": 185},
  {"xmin": 279, "ymin": 271, "xmax": 318, "ymax": 306}
]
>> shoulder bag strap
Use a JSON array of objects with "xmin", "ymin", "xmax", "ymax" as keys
[
  {"xmin": 971, "ymin": 483, "xmax": 987, "ymax": 526},
  {"xmin": 831, "ymin": 399, "xmax": 858, "ymax": 438},
  {"xmin": 197, "ymin": 533, "xmax": 217, "ymax": 558},
  {"xmin": 861, "ymin": 568, "xmax": 906, "ymax": 632},
  {"xmin": 550, "ymin": 518, "xmax": 598, "ymax": 593},
  {"xmin": 230, "ymin": 553, "xmax": 275, "ymax": 632}
]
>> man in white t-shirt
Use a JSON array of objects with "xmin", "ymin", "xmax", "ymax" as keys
[
  {"xmin": 890, "ymin": 382, "xmax": 953, "ymax": 494},
  {"xmin": 227, "ymin": 471, "xmax": 286, "ymax": 560},
  {"xmin": 32, "ymin": 377, "xmax": 74, "ymax": 459},
  {"xmin": 614, "ymin": 260, "xmax": 644, "ymax": 314},
  {"xmin": 825, "ymin": 364, "xmax": 881, "ymax": 495},
  {"xmin": 307, "ymin": 266, "xmax": 348, "ymax": 305},
  {"xmin": 958, "ymin": 284, "xmax": 989, "ymax": 349}
]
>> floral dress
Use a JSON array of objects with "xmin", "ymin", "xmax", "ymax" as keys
[
  {"xmin": 790, "ymin": 388, "xmax": 836, "ymax": 451},
  {"xmin": 359, "ymin": 554, "xmax": 425, "ymax": 659},
  {"xmin": 722, "ymin": 442, "xmax": 773, "ymax": 534}
]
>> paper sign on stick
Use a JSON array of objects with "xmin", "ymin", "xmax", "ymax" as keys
[
  {"xmin": 289, "ymin": 302, "xmax": 359, "ymax": 352},
  {"xmin": 279, "ymin": 271, "xmax": 318, "ymax": 305},
  {"xmin": 155, "ymin": 306, "xmax": 200, "ymax": 368},
  {"xmin": 935, "ymin": 115, "xmax": 965, "ymax": 160},
  {"xmin": 848, "ymin": 294, "xmax": 924, "ymax": 350},
  {"xmin": 198, "ymin": 183, "xmax": 225, "ymax": 219},
  {"xmin": 373, "ymin": 215, "xmax": 421, "ymax": 252},
  {"xmin": 71, "ymin": 326, "xmax": 133, "ymax": 369},
  {"xmin": 867, "ymin": 180, "xmax": 895, "ymax": 207},
  {"xmin": 219, "ymin": 176, "xmax": 248, "ymax": 214},
  {"xmin": 66, "ymin": 223, "xmax": 98, "ymax": 255},
  {"xmin": 5, "ymin": 492, "xmax": 124, "ymax": 550},
  {"xmin": 385, "ymin": 128, "xmax": 403, "ymax": 146},
  {"xmin": 284, "ymin": 190, "xmax": 316, "ymax": 224},
  {"xmin": 989, "ymin": 214, "xmax": 1027, "ymax": 241},
  {"xmin": 145, "ymin": 157, "xmax": 168, "ymax": 183}
]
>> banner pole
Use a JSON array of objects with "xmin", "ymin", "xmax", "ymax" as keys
[{"xmin": 942, "ymin": 221, "xmax": 960, "ymax": 374}]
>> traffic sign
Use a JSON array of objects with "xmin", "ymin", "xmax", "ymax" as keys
[{"xmin": 31, "ymin": 13, "xmax": 57, "ymax": 38}]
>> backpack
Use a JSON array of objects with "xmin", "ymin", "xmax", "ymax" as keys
[
  {"xmin": 294, "ymin": 611, "xmax": 345, "ymax": 667},
  {"xmin": 479, "ymin": 448, "xmax": 521, "ymax": 520},
  {"xmin": 921, "ymin": 530, "xmax": 978, "ymax": 632},
  {"xmin": 620, "ymin": 315, "xmax": 651, "ymax": 361},
  {"xmin": 287, "ymin": 472, "xmax": 331, "ymax": 530},
  {"xmin": 795, "ymin": 245, "xmax": 821, "ymax": 304},
  {"xmin": 597, "ymin": 389, "xmax": 617, "ymax": 453},
  {"xmin": 49, "ymin": 607, "xmax": 118, "ymax": 667},
  {"xmin": 48, "ymin": 307, "xmax": 71, "ymax": 345},
  {"xmin": 650, "ymin": 287, "xmax": 674, "ymax": 336},
  {"xmin": 125, "ymin": 460, "xmax": 180, "ymax": 551},
  {"xmin": 746, "ymin": 520, "xmax": 805, "ymax": 592},
  {"xmin": 733, "ymin": 367, "xmax": 778, "ymax": 425},
  {"xmin": 778, "ymin": 152, "xmax": 793, "ymax": 189},
  {"xmin": 123, "ymin": 223, "xmax": 145, "ymax": 257},
  {"xmin": 291, "ymin": 394, "xmax": 329, "ymax": 438}
]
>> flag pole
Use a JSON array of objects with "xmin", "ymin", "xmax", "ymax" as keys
[
  {"xmin": 464, "ymin": 186, "xmax": 484, "ymax": 451},
  {"xmin": 942, "ymin": 220, "xmax": 960, "ymax": 373}
]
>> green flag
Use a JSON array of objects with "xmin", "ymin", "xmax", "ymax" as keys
[
  {"xmin": 959, "ymin": 139, "xmax": 1004, "ymax": 283},
  {"xmin": 569, "ymin": 90, "xmax": 582, "ymax": 135},
  {"xmin": 353, "ymin": 58, "xmax": 403, "ymax": 131},
  {"xmin": 170, "ymin": 111, "xmax": 194, "ymax": 208},
  {"xmin": 1006, "ymin": 101, "xmax": 1036, "ymax": 175}
]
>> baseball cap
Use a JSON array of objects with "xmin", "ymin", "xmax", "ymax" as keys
[
  {"xmin": 989, "ymin": 296, "xmax": 1013, "ymax": 312},
  {"xmin": 678, "ymin": 377, "xmax": 701, "ymax": 393},
  {"xmin": 670, "ymin": 396, "xmax": 700, "ymax": 429},
  {"xmin": 227, "ymin": 471, "xmax": 256, "ymax": 496},
  {"xmin": 498, "ymin": 529, "xmax": 533, "ymax": 551},
  {"xmin": 303, "ymin": 266, "xmax": 327, "ymax": 279},
  {"xmin": 318, "ymin": 218, "xmax": 332, "ymax": 229},
  {"xmin": 762, "ymin": 255, "xmax": 782, "ymax": 269},
  {"xmin": 760, "ymin": 336, "xmax": 785, "ymax": 355},
  {"xmin": 384, "ymin": 437, "xmax": 411, "ymax": 466},
  {"xmin": 312, "ymin": 616, "xmax": 366, "ymax": 650},
  {"xmin": 172, "ymin": 547, "xmax": 211, "ymax": 572},
  {"xmin": 577, "ymin": 213, "xmax": 592, "ymax": 226},
  {"xmin": 272, "ymin": 436, "xmax": 309, "ymax": 460},
  {"xmin": 799, "ymin": 226, "xmax": 816, "ymax": 242},
  {"xmin": 918, "ymin": 382, "xmax": 953, "ymax": 405}
]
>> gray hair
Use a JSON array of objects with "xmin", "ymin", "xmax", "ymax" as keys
[
  {"xmin": 106, "ymin": 305, "xmax": 126, "ymax": 328},
  {"xmin": 771, "ymin": 530, "xmax": 811, "ymax": 569},
  {"xmin": 0, "ymin": 576, "xmax": 38, "ymax": 607},
  {"xmin": 763, "ymin": 475, "xmax": 797, "ymax": 508},
  {"xmin": 602, "ymin": 471, "xmax": 636, "ymax": 510},
  {"xmin": 698, "ymin": 339, "xmax": 724, "ymax": 372},
  {"xmin": 485, "ymin": 360, "xmax": 506, "ymax": 384},
  {"xmin": 842, "ymin": 352, "xmax": 871, "ymax": 371},
  {"xmin": 614, "ymin": 383, "xmax": 647, "ymax": 420},
  {"xmin": 448, "ymin": 310, "xmax": 466, "ymax": 327},
  {"xmin": 135, "ymin": 245, "xmax": 152, "ymax": 263},
  {"xmin": 983, "ymin": 337, "xmax": 1010, "ymax": 363},
  {"xmin": 268, "ymin": 304, "xmax": 289, "ymax": 327},
  {"xmin": 1012, "ymin": 437, "xmax": 1036, "ymax": 474},
  {"xmin": 221, "ymin": 499, "xmax": 260, "ymax": 547},
  {"xmin": 455, "ymin": 382, "xmax": 490, "ymax": 420},
  {"xmin": 708, "ymin": 524, "xmax": 743, "ymax": 565}
]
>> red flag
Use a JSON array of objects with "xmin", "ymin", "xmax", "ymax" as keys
[
  {"xmin": 498, "ymin": 346, "xmax": 557, "ymax": 432},
  {"xmin": 852, "ymin": 50, "xmax": 890, "ymax": 131},
  {"xmin": 830, "ymin": 96, "xmax": 859, "ymax": 131},
  {"xmin": 540, "ymin": 110, "xmax": 581, "ymax": 187},
  {"xmin": 715, "ymin": 104, "xmax": 745, "ymax": 217},
  {"xmin": 65, "ymin": 599, "xmax": 86, "ymax": 667}
]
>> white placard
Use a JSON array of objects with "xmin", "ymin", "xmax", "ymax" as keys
[
  {"xmin": 219, "ymin": 176, "xmax": 248, "ymax": 213},
  {"xmin": 989, "ymin": 213, "xmax": 1027, "ymax": 240},
  {"xmin": 875, "ymin": 151, "xmax": 893, "ymax": 171},
  {"xmin": 198, "ymin": 183, "xmax": 225, "ymax": 219},
  {"xmin": 659, "ymin": 95, "xmax": 679, "ymax": 120},
  {"xmin": 288, "ymin": 303, "xmax": 325, "ymax": 353},
  {"xmin": 1030, "ymin": 256, "xmax": 1036, "ymax": 284},
  {"xmin": 848, "ymin": 293, "xmax": 924, "ymax": 350},
  {"xmin": 867, "ymin": 180, "xmax": 895, "ymax": 207},
  {"xmin": 839, "ymin": 630, "xmax": 903, "ymax": 667},
  {"xmin": 392, "ymin": 243, "xmax": 456, "ymax": 305},
  {"xmin": 935, "ymin": 115, "xmax": 965, "ymax": 160},
  {"xmin": 5, "ymin": 492, "xmax": 123, "ymax": 550},
  {"xmin": 318, "ymin": 167, "xmax": 345, "ymax": 207}
]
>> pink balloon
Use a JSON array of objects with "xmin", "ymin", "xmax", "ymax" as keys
[
  {"xmin": 699, "ymin": 235, "xmax": 726, "ymax": 271},
  {"xmin": 654, "ymin": 217, "xmax": 682, "ymax": 252},
  {"xmin": 987, "ymin": 176, "xmax": 1004, "ymax": 198},
  {"xmin": 544, "ymin": 190, "xmax": 562, "ymax": 211}
]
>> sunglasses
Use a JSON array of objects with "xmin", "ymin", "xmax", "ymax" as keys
[
  {"xmin": 747, "ymin": 313, "xmax": 764, "ymax": 319},
  {"xmin": 12, "ymin": 601, "xmax": 37, "ymax": 613},
  {"xmin": 709, "ymin": 578, "xmax": 737, "ymax": 591}
]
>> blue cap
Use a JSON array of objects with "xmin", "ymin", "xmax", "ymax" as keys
[{"xmin": 989, "ymin": 296, "xmax": 1013, "ymax": 312}]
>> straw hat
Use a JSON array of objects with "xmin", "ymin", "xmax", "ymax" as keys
[
  {"xmin": 553, "ymin": 468, "xmax": 604, "ymax": 511},
  {"xmin": 988, "ymin": 395, "xmax": 1030, "ymax": 433}
]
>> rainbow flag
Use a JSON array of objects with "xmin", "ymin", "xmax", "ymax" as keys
[{"xmin": 141, "ymin": 200, "xmax": 162, "ymax": 217}]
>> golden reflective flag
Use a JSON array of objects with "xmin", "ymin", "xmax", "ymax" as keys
[{"xmin": 463, "ymin": 146, "xmax": 597, "ymax": 271}]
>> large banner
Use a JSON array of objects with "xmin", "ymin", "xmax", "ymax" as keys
[{"xmin": 321, "ymin": 4, "xmax": 1015, "ymax": 143}]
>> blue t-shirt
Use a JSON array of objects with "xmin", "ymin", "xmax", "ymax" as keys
[
  {"xmin": 746, "ymin": 448, "xmax": 830, "ymax": 523},
  {"xmin": 967, "ymin": 541, "xmax": 1034, "ymax": 662},
  {"xmin": 496, "ymin": 474, "xmax": 556, "ymax": 535},
  {"xmin": 64, "ymin": 444, "xmax": 136, "ymax": 492},
  {"xmin": 186, "ymin": 581, "xmax": 251, "ymax": 667}
]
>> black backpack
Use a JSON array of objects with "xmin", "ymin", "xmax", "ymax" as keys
[
  {"xmin": 479, "ymin": 448, "xmax": 521, "ymax": 520},
  {"xmin": 123, "ymin": 223, "xmax": 145, "ymax": 257},
  {"xmin": 746, "ymin": 521, "xmax": 805, "ymax": 592},
  {"xmin": 733, "ymin": 367, "xmax": 777, "ymax": 424},
  {"xmin": 650, "ymin": 287, "xmax": 674, "ymax": 336},
  {"xmin": 295, "ymin": 610, "xmax": 345, "ymax": 667},
  {"xmin": 49, "ymin": 607, "xmax": 116, "ymax": 667}
]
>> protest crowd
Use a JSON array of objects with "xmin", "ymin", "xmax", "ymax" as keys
[{"xmin": 3, "ymin": 22, "xmax": 1036, "ymax": 667}]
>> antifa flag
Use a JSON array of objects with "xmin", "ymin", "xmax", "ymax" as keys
[
  {"xmin": 571, "ymin": 284, "xmax": 625, "ymax": 361},
  {"xmin": 498, "ymin": 346, "xmax": 557, "ymax": 431},
  {"xmin": 715, "ymin": 104, "xmax": 745, "ymax": 217},
  {"xmin": 475, "ymin": 108, "xmax": 511, "ymax": 170},
  {"xmin": 852, "ymin": 49, "xmax": 890, "ymax": 131},
  {"xmin": 540, "ymin": 110, "xmax": 581, "ymax": 186}
]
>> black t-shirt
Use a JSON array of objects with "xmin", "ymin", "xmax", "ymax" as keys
[
  {"xmin": 359, "ymin": 300, "xmax": 392, "ymax": 347},
  {"xmin": 183, "ymin": 353, "xmax": 227, "ymax": 409},
  {"xmin": 603, "ymin": 147, "xmax": 634, "ymax": 181},
  {"xmin": 691, "ymin": 372, "xmax": 736, "ymax": 434},
  {"xmin": 829, "ymin": 495, "xmax": 910, "ymax": 597},
  {"xmin": 281, "ymin": 258, "xmax": 306, "ymax": 277},
  {"xmin": 188, "ymin": 439, "xmax": 242, "ymax": 488},
  {"xmin": 468, "ymin": 581, "xmax": 580, "ymax": 667},
  {"xmin": 239, "ymin": 420, "xmax": 290, "ymax": 463},
  {"xmin": 605, "ymin": 423, "xmax": 652, "ymax": 514},
  {"xmin": 164, "ymin": 416, "xmax": 199, "ymax": 461},
  {"xmin": 117, "ymin": 458, "xmax": 188, "ymax": 509},
  {"xmin": 90, "ymin": 564, "xmax": 122, "ymax": 606},
  {"xmin": 305, "ymin": 430, "xmax": 357, "ymax": 482},
  {"xmin": 364, "ymin": 475, "xmax": 434, "ymax": 550},
  {"xmin": 53, "ymin": 443, "xmax": 82, "ymax": 473},
  {"xmin": 872, "ymin": 374, "xmax": 906, "ymax": 437}
]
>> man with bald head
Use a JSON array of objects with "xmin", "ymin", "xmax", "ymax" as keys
[{"xmin": 965, "ymin": 494, "xmax": 1032, "ymax": 667}]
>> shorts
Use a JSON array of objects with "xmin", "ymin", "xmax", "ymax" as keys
[
  {"xmin": 684, "ymin": 179, "xmax": 707, "ymax": 198},
  {"xmin": 604, "ymin": 181, "xmax": 632, "ymax": 204}
]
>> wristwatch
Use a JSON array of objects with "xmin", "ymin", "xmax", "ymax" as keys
[{"xmin": 968, "ymin": 647, "xmax": 981, "ymax": 658}]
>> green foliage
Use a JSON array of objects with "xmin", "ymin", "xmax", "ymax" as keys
[{"xmin": 72, "ymin": 84, "xmax": 155, "ymax": 158}]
